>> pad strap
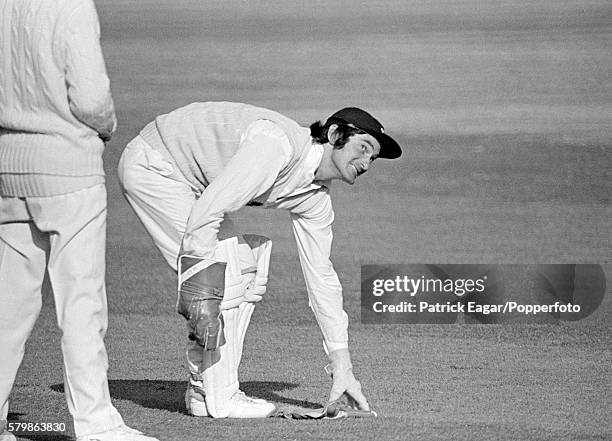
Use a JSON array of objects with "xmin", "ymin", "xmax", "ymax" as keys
[
  {"xmin": 177, "ymin": 255, "xmax": 226, "ymax": 349},
  {"xmin": 243, "ymin": 234, "xmax": 272, "ymax": 303}
]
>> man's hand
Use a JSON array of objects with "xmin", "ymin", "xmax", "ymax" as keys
[{"xmin": 327, "ymin": 348, "xmax": 370, "ymax": 411}]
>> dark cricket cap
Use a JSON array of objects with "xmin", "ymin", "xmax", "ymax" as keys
[{"xmin": 326, "ymin": 107, "xmax": 402, "ymax": 159}]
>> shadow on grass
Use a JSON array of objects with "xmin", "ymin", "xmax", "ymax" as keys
[
  {"xmin": 6, "ymin": 412, "xmax": 71, "ymax": 441},
  {"xmin": 51, "ymin": 380, "xmax": 320, "ymax": 414}
]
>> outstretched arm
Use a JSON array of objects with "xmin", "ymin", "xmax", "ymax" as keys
[{"xmin": 290, "ymin": 190, "xmax": 370, "ymax": 410}]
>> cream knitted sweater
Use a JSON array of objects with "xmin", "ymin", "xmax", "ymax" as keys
[{"xmin": 0, "ymin": 0, "xmax": 116, "ymax": 196}]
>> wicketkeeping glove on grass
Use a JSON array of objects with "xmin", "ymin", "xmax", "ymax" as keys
[
  {"xmin": 327, "ymin": 348, "xmax": 371, "ymax": 411},
  {"xmin": 273, "ymin": 399, "xmax": 377, "ymax": 419},
  {"xmin": 177, "ymin": 256, "xmax": 227, "ymax": 350}
]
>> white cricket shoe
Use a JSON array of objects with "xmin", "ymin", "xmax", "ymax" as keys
[
  {"xmin": 76, "ymin": 424, "xmax": 159, "ymax": 441},
  {"xmin": 185, "ymin": 384, "xmax": 275, "ymax": 418},
  {"xmin": 227, "ymin": 390, "xmax": 276, "ymax": 418},
  {"xmin": 0, "ymin": 429, "xmax": 16, "ymax": 441}
]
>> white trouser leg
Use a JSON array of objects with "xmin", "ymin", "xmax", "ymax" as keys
[
  {"xmin": 43, "ymin": 186, "xmax": 124, "ymax": 436},
  {"xmin": 118, "ymin": 136, "xmax": 197, "ymax": 271},
  {"xmin": 0, "ymin": 201, "xmax": 47, "ymax": 427},
  {"xmin": 185, "ymin": 236, "xmax": 256, "ymax": 417},
  {"xmin": 0, "ymin": 186, "xmax": 124, "ymax": 437},
  {"xmin": 186, "ymin": 235, "xmax": 271, "ymax": 417},
  {"xmin": 186, "ymin": 272, "xmax": 255, "ymax": 417}
]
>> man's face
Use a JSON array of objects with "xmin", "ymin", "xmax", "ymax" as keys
[{"xmin": 331, "ymin": 132, "xmax": 381, "ymax": 184}]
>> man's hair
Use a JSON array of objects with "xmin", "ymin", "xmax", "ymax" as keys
[{"xmin": 310, "ymin": 120, "xmax": 365, "ymax": 148}]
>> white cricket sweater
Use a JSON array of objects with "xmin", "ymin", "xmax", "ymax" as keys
[
  {"xmin": 140, "ymin": 101, "xmax": 314, "ymax": 197},
  {"xmin": 0, "ymin": 0, "xmax": 116, "ymax": 197}
]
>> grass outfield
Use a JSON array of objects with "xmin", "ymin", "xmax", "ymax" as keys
[{"xmin": 7, "ymin": 0, "xmax": 612, "ymax": 440}]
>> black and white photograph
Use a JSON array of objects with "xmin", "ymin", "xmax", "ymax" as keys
[{"xmin": 0, "ymin": 0, "xmax": 610, "ymax": 440}]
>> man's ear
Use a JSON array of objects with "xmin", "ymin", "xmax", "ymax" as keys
[{"xmin": 327, "ymin": 124, "xmax": 341, "ymax": 146}]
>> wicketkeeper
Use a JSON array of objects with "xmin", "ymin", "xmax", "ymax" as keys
[{"xmin": 118, "ymin": 102, "xmax": 402, "ymax": 418}]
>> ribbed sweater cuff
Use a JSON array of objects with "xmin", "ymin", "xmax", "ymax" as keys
[{"xmin": 0, "ymin": 174, "xmax": 104, "ymax": 197}]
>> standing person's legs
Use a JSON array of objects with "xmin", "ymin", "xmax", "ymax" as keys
[
  {"xmin": 25, "ymin": 185, "xmax": 124, "ymax": 436},
  {"xmin": 0, "ymin": 198, "xmax": 48, "ymax": 436}
]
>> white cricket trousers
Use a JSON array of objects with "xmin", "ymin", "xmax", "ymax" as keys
[
  {"xmin": 0, "ymin": 184, "xmax": 124, "ymax": 437},
  {"xmin": 118, "ymin": 135, "xmax": 261, "ymax": 412},
  {"xmin": 117, "ymin": 136, "xmax": 198, "ymax": 270},
  {"xmin": 118, "ymin": 135, "xmax": 210, "ymax": 370}
]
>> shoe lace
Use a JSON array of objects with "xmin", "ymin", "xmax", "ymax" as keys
[{"xmin": 233, "ymin": 390, "xmax": 261, "ymax": 404}]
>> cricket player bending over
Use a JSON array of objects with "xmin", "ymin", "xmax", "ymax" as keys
[{"xmin": 118, "ymin": 102, "xmax": 402, "ymax": 418}]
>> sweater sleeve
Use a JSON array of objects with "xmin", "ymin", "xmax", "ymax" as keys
[
  {"xmin": 181, "ymin": 120, "xmax": 291, "ymax": 259},
  {"xmin": 290, "ymin": 190, "xmax": 349, "ymax": 352},
  {"xmin": 63, "ymin": 0, "xmax": 116, "ymax": 141}
]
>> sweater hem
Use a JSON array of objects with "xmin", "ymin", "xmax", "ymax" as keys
[{"xmin": 0, "ymin": 173, "xmax": 104, "ymax": 197}]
